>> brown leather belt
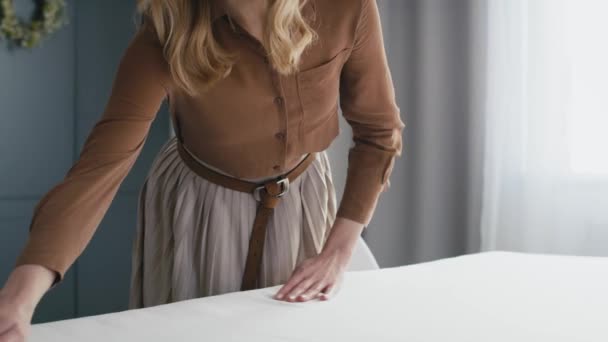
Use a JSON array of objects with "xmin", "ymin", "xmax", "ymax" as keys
[{"xmin": 174, "ymin": 138, "xmax": 316, "ymax": 291}]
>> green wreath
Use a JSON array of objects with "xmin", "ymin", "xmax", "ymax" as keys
[{"xmin": 0, "ymin": 0, "xmax": 67, "ymax": 48}]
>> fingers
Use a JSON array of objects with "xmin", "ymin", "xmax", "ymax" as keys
[
  {"xmin": 298, "ymin": 281, "xmax": 326, "ymax": 301},
  {"xmin": 0, "ymin": 321, "xmax": 13, "ymax": 336},
  {"xmin": 274, "ymin": 266, "xmax": 308, "ymax": 300},
  {"xmin": 319, "ymin": 275, "xmax": 344, "ymax": 301},
  {"xmin": 286, "ymin": 277, "xmax": 318, "ymax": 301},
  {"xmin": 273, "ymin": 256, "xmax": 345, "ymax": 303},
  {"xmin": 274, "ymin": 258, "xmax": 316, "ymax": 300},
  {"xmin": 284, "ymin": 279, "xmax": 339, "ymax": 302},
  {"xmin": 319, "ymin": 282, "xmax": 335, "ymax": 301},
  {"xmin": 0, "ymin": 321, "xmax": 16, "ymax": 337},
  {"xmin": 0, "ymin": 326, "xmax": 24, "ymax": 342}
]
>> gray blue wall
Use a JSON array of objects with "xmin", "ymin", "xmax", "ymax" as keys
[{"xmin": 0, "ymin": 1, "xmax": 169, "ymax": 323}]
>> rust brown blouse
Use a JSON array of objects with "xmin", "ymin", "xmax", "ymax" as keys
[{"xmin": 14, "ymin": 0, "xmax": 405, "ymax": 289}]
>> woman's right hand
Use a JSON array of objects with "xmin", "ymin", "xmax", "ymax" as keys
[
  {"xmin": 0, "ymin": 264, "xmax": 56, "ymax": 342},
  {"xmin": 0, "ymin": 290, "xmax": 33, "ymax": 342}
]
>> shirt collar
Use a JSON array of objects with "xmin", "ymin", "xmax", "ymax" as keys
[
  {"xmin": 210, "ymin": 1, "xmax": 227, "ymax": 22},
  {"xmin": 210, "ymin": 1, "xmax": 316, "ymax": 24}
]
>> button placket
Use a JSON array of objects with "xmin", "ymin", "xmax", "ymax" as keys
[
  {"xmin": 270, "ymin": 71, "xmax": 287, "ymax": 173},
  {"xmin": 274, "ymin": 96, "xmax": 284, "ymax": 106},
  {"xmin": 274, "ymin": 131, "xmax": 285, "ymax": 140}
]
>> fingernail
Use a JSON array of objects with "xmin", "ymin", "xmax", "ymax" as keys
[
  {"xmin": 275, "ymin": 294, "xmax": 283, "ymax": 299},
  {"xmin": 289, "ymin": 295, "xmax": 295, "ymax": 300}
]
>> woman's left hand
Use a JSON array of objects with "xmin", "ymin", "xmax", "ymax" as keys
[{"xmin": 273, "ymin": 217, "xmax": 365, "ymax": 302}]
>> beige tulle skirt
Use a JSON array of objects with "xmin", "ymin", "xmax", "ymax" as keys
[{"xmin": 128, "ymin": 136, "xmax": 337, "ymax": 309}]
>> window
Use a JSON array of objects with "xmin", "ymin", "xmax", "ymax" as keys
[{"xmin": 565, "ymin": 0, "xmax": 608, "ymax": 175}]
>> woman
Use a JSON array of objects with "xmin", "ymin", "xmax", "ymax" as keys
[{"xmin": 0, "ymin": 0, "xmax": 404, "ymax": 338}]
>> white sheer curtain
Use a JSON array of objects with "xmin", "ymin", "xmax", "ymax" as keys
[{"xmin": 480, "ymin": 0, "xmax": 608, "ymax": 256}]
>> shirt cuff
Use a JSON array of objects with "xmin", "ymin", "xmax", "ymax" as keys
[
  {"xmin": 335, "ymin": 144, "xmax": 398, "ymax": 226},
  {"xmin": 14, "ymin": 248, "xmax": 68, "ymax": 291}
]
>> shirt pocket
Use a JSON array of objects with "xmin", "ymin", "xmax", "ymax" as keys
[{"xmin": 296, "ymin": 48, "xmax": 351, "ymax": 133}]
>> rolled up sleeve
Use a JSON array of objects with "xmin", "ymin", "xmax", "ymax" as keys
[{"xmin": 336, "ymin": 0, "xmax": 406, "ymax": 227}]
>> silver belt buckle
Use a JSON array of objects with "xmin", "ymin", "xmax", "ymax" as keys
[{"xmin": 253, "ymin": 176, "xmax": 290, "ymax": 201}]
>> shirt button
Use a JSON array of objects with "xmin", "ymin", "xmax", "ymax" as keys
[
  {"xmin": 274, "ymin": 96, "xmax": 284, "ymax": 106},
  {"xmin": 274, "ymin": 132, "xmax": 285, "ymax": 140},
  {"xmin": 273, "ymin": 165, "xmax": 280, "ymax": 171},
  {"xmin": 263, "ymin": 56, "xmax": 269, "ymax": 64}
]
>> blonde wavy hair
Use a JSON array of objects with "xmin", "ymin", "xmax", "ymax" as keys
[{"xmin": 136, "ymin": 0, "xmax": 318, "ymax": 95}]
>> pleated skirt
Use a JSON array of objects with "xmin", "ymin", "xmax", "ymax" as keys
[{"xmin": 128, "ymin": 135, "xmax": 337, "ymax": 309}]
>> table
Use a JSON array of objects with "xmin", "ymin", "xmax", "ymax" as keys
[{"xmin": 30, "ymin": 251, "xmax": 608, "ymax": 341}]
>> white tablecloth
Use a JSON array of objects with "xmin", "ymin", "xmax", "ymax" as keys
[{"xmin": 30, "ymin": 251, "xmax": 608, "ymax": 341}]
